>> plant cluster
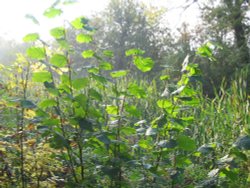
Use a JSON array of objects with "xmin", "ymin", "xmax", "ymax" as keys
[{"xmin": 0, "ymin": 1, "xmax": 249, "ymax": 188}]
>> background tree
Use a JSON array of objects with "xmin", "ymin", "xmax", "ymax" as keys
[
  {"xmin": 91, "ymin": 0, "xmax": 173, "ymax": 78},
  {"xmin": 183, "ymin": 0, "xmax": 250, "ymax": 96}
]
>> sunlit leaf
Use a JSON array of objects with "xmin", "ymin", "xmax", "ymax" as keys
[
  {"xmin": 103, "ymin": 50, "xmax": 114, "ymax": 57},
  {"xmin": 125, "ymin": 105, "xmax": 141, "ymax": 117},
  {"xmin": 138, "ymin": 139, "xmax": 153, "ymax": 149},
  {"xmin": 125, "ymin": 48, "xmax": 145, "ymax": 56},
  {"xmin": 26, "ymin": 47, "xmax": 45, "ymax": 60},
  {"xmin": 128, "ymin": 83, "xmax": 146, "ymax": 99},
  {"xmin": 50, "ymin": 54, "xmax": 68, "ymax": 67},
  {"xmin": 71, "ymin": 17, "xmax": 88, "ymax": 29},
  {"xmin": 133, "ymin": 56, "xmax": 154, "ymax": 72},
  {"xmin": 43, "ymin": 7, "xmax": 62, "ymax": 18},
  {"xmin": 76, "ymin": 33, "xmax": 93, "ymax": 43},
  {"xmin": 99, "ymin": 62, "xmax": 113, "ymax": 70},
  {"xmin": 23, "ymin": 33, "xmax": 39, "ymax": 42},
  {"xmin": 50, "ymin": 27, "xmax": 65, "ymax": 39},
  {"xmin": 160, "ymin": 75, "xmax": 170, "ymax": 80},
  {"xmin": 157, "ymin": 99, "xmax": 172, "ymax": 108},
  {"xmin": 82, "ymin": 50, "xmax": 95, "ymax": 58},
  {"xmin": 39, "ymin": 99, "xmax": 57, "ymax": 109},
  {"xmin": 32, "ymin": 71, "xmax": 52, "ymax": 82},
  {"xmin": 106, "ymin": 105, "xmax": 118, "ymax": 115},
  {"xmin": 110, "ymin": 70, "xmax": 128, "ymax": 78}
]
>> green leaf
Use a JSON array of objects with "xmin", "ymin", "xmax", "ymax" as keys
[
  {"xmin": 78, "ymin": 118, "xmax": 94, "ymax": 131},
  {"xmin": 106, "ymin": 105, "xmax": 118, "ymax": 115},
  {"xmin": 128, "ymin": 83, "xmax": 146, "ymax": 99},
  {"xmin": 121, "ymin": 127, "xmax": 136, "ymax": 135},
  {"xmin": 103, "ymin": 50, "xmax": 114, "ymax": 58},
  {"xmin": 110, "ymin": 70, "xmax": 128, "ymax": 78},
  {"xmin": 39, "ymin": 99, "xmax": 57, "ymax": 109},
  {"xmin": 89, "ymin": 89, "xmax": 102, "ymax": 101},
  {"xmin": 51, "ymin": 132, "xmax": 70, "ymax": 149},
  {"xmin": 50, "ymin": 54, "xmax": 67, "ymax": 67},
  {"xmin": 138, "ymin": 138, "xmax": 153, "ymax": 149},
  {"xmin": 72, "ymin": 78, "xmax": 89, "ymax": 90},
  {"xmin": 157, "ymin": 99, "xmax": 172, "ymax": 108},
  {"xmin": 82, "ymin": 50, "xmax": 95, "ymax": 58},
  {"xmin": 125, "ymin": 105, "xmax": 141, "ymax": 117},
  {"xmin": 43, "ymin": 7, "xmax": 62, "ymax": 18},
  {"xmin": 76, "ymin": 33, "xmax": 93, "ymax": 43},
  {"xmin": 177, "ymin": 135, "xmax": 196, "ymax": 151},
  {"xmin": 125, "ymin": 48, "xmax": 145, "ymax": 56},
  {"xmin": 97, "ymin": 134, "xmax": 111, "ymax": 144},
  {"xmin": 23, "ymin": 33, "xmax": 39, "ymax": 42},
  {"xmin": 20, "ymin": 100, "xmax": 36, "ymax": 109},
  {"xmin": 91, "ymin": 73, "xmax": 107, "ymax": 85},
  {"xmin": 50, "ymin": 27, "xmax": 65, "ymax": 39},
  {"xmin": 71, "ymin": 17, "xmax": 88, "ymax": 29},
  {"xmin": 26, "ymin": 47, "xmax": 45, "ymax": 60},
  {"xmin": 160, "ymin": 75, "xmax": 170, "ymax": 81},
  {"xmin": 74, "ymin": 94, "xmax": 88, "ymax": 108},
  {"xmin": 32, "ymin": 72, "xmax": 52, "ymax": 82},
  {"xmin": 99, "ymin": 62, "xmax": 113, "ymax": 70},
  {"xmin": 133, "ymin": 57, "xmax": 154, "ymax": 72}
]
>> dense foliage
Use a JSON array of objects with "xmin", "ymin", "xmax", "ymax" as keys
[{"xmin": 0, "ymin": 0, "xmax": 249, "ymax": 187}]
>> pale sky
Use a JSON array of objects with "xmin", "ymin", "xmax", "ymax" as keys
[{"xmin": 0, "ymin": 0, "xmax": 200, "ymax": 41}]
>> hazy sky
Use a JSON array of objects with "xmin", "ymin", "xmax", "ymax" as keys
[{"xmin": 0, "ymin": 0, "xmax": 200, "ymax": 41}]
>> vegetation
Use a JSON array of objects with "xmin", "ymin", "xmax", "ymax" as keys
[{"xmin": 0, "ymin": 0, "xmax": 249, "ymax": 187}]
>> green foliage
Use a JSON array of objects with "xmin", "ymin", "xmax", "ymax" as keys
[
  {"xmin": 0, "ymin": 1, "xmax": 249, "ymax": 188},
  {"xmin": 23, "ymin": 33, "xmax": 39, "ymax": 42},
  {"xmin": 43, "ymin": 7, "xmax": 62, "ymax": 18}
]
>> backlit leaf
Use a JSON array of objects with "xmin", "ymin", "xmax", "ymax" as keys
[
  {"xmin": 50, "ymin": 27, "xmax": 65, "ymax": 39},
  {"xmin": 50, "ymin": 54, "xmax": 67, "ymax": 67},
  {"xmin": 133, "ymin": 56, "xmax": 154, "ymax": 72},
  {"xmin": 128, "ymin": 83, "xmax": 146, "ymax": 99},
  {"xmin": 39, "ymin": 99, "xmax": 57, "ymax": 109},
  {"xmin": 23, "ymin": 33, "xmax": 39, "ymax": 42},
  {"xmin": 32, "ymin": 71, "xmax": 52, "ymax": 82},
  {"xmin": 99, "ymin": 62, "xmax": 113, "ymax": 70},
  {"xmin": 71, "ymin": 17, "xmax": 88, "ymax": 29},
  {"xmin": 26, "ymin": 47, "xmax": 45, "ymax": 60},
  {"xmin": 103, "ymin": 50, "xmax": 114, "ymax": 57},
  {"xmin": 125, "ymin": 48, "xmax": 145, "ymax": 56},
  {"xmin": 110, "ymin": 70, "xmax": 128, "ymax": 78},
  {"xmin": 43, "ymin": 7, "xmax": 62, "ymax": 18},
  {"xmin": 106, "ymin": 105, "xmax": 118, "ymax": 115},
  {"xmin": 82, "ymin": 50, "xmax": 95, "ymax": 58},
  {"xmin": 76, "ymin": 33, "xmax": 93, "ymax": 43}
]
